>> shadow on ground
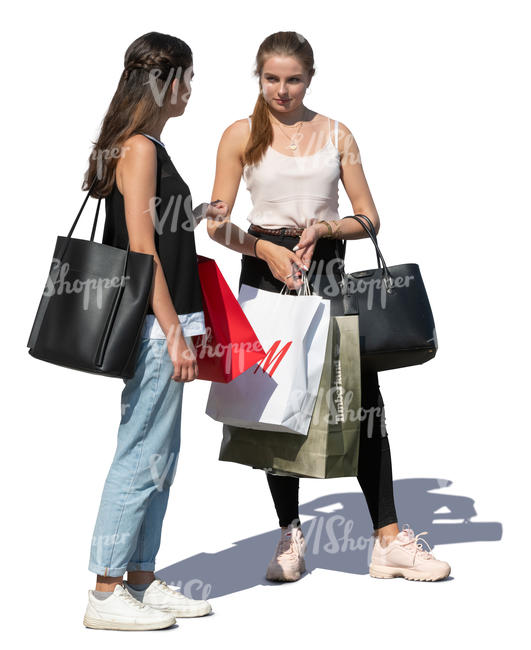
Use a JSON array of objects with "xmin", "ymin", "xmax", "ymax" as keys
[{"xmin": 157, "ymin": 478, "xmax": 501, "ymax": 598}]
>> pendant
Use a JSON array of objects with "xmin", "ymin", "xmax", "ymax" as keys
[{"xmin": 288, "ymin": 143, "xmax": 297, "ymax": 150}]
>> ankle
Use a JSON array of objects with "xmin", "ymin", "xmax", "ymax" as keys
[
  {"xmin": 280, "ymin": 518, "xmax": 301, "ymax": 530},
  {"xmin": 378, "ymin": 534, "xmax": 397, "ymax": 548},
  {"xmin": 376, "ymin": 524, "xmax": 400, "ymax": 547},
  {"xmin": 126, "ymin": 570, "xmax": 156, "ymax": 585},
  {"xmin": 95, "ymin": 576, "xmax": 123, "ymax": 592}
]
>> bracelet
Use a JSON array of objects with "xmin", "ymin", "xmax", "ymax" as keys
[
  {"xmin": 332, "ymin": 220, "xmax": 343, "ymax": 240},
  {"xmin": 253, "ymin": 237, "xmax": 259, "ymax": 258},
  {"xmin": 317, "ymin": 220, "xmax": 333, "ymax": 238},
  {"xmin": 318, "ymin": 219, "xmax": 343, "ymax": 239}
]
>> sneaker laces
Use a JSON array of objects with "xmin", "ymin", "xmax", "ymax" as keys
[
  {"xmin": 275, "ymin": 529, "xmax": 297, "ymax": 560},
  {"xmin": 399, "ymin": 524, "xmax": 434, "ymax": 561},
  {"xmin": 117, "ymin": 586, "xmax": 147, "ymax": 609},
  {"xmin": 291, "ymin": 526, "xmax": 307, "ymax": 554},
  {"xmin": 156, "ymin": 579, "xmax": 185, "ymax": 599}
]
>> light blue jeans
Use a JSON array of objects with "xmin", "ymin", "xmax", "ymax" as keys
[{"xmin": 88, "ymin": 328, "xmax": 183, "ymax": 577}]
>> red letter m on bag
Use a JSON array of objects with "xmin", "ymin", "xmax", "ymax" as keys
[{"xmin": 254, "ymin": 340, "xmax": 292, "ymax": 378}]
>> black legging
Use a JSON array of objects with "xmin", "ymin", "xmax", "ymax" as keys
[
  {"xmin": 239, "ymin": 226, "xmax": 398, "ymax": 531},
  {"xmin": 265, "ymin": 373, "xmax": 397, "ymax": 530}
]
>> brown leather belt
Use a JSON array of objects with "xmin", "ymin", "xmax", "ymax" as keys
[{"xmin": 249, "ymin": 224, "xmax": 305, "ymax": 237}]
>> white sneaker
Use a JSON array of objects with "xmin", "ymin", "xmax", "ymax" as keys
[
  {"xmin": 83, "ymin": 583, "xmax": 176, "ymax": 631},
  {"xmin": 266, "ymin": 523, "xmax": 307, "ymax": 582},
  {"xmin": 369, "ymin": 524, "xmax": 451, "ymax": 581},
  {"xmin": 126, "ymin": 579, "xmax": 212, "ymax": 618}
]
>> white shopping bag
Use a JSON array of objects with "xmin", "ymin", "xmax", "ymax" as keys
[{"xmin": 206, "ymin": 281, "xmax": 330, "ymax": 436}]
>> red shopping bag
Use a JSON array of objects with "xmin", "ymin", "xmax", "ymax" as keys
[{"xmin": 191, "ymin": 255, "xmax": 266, "ymax": 382}]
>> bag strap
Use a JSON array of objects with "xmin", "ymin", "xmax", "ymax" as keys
[
  {"xmin": 335, "ymin": 215, "xmax": 393, "ymax": 292},
  {"xmin": 337, "ymin": 215, "xmax": 389, "ymax": 270},
  {"xmin": 351, "ymin": 213, "xmax": 378, "ymax": 239},
  {"xmin": 334, "ymin": 214, "xmax": 380, "ymax": 269},
  {"xmin": 57, "ymin": 175, "xmax": 130, "ymax": 262}
]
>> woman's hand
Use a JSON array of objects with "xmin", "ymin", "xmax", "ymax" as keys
[
  {"xmin": 292, "ymin": 223, "xmax": 324, "ymax": 269},
  {"xmin": 257, "ymin": 240, "xmax": 308, "ymax": 291},
  {"xmin": 206, "ymin": 200, "xmax": 229, "ymax": 221},
  {"xmin": 166, "ymin": 328, "xmax": 199, "ymax": 382},
  {"xmin": 193, "ymin": 200, "xmax": 229, "ymax": 230}
]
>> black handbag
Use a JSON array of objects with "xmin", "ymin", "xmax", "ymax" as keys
[
  {"xmin": 27, "ymin": 176, "xmax": 154, "ymax": 379},
  {"xmin": 326, "ymin": 214, "xmax": 438, "ymax": 372}
]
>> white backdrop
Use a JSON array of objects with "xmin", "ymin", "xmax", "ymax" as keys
[{"xmin": 2, "ymin": 0, "xmax": 528, "ymax": 647}]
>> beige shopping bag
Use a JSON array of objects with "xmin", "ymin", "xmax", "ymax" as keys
[{"xmin": 218, "ymin": 314, "xmax": 362, "ymax": 478}]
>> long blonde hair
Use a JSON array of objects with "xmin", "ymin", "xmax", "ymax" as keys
[{"xmin": 243, "ymin": 31, "xmax": 315, "ymax": 167}]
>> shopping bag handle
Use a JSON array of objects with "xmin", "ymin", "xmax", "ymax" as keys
[{"xmin": 280, "ymin": 269, "xmax": 311, "ymax": 296}]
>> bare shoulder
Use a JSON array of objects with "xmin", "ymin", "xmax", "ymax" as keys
[
  {"xmin": 334, "ymin": 121, "xmax": 360, "ymax": 160},
  {"xmin": 120, "ymin": 133, "xmax": 157, "ymax": 161},
  {"xmin": 336, "ymin": 121, "xmax": 358, "ymax": 144},
  {"xmin": 222, "ymin": 117, "xmax": 251, "ymax": 137},
  {"xmin": 217, "ymin": 118, "xmax": 252, "ymax": 163},
  {"xmin": 116, "ymin": 134, "xmax": 157, "ymax": 190}
]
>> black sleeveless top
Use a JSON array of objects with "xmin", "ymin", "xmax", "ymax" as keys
[{"xmin": 102, "ymin": 133, "xmax": 203, "ymax": 319}]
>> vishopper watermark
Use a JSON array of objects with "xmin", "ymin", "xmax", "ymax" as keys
[
  {"xmin": 162, "ymin": 578, "xmax": 212, "ymax": 600},
  {"xmin": 276, "ymin": 129, "xmax": 362, "ymax": 169},
  {"xmin": 149, "ymin": 192, "xmax": 198, "ymax": 234},
  {"xmin": 307, "ymin": 258, "xmax": 415, "ymax": 309},
  {"xmin": 43, "ymin": 259, "xmax": 130, "ymax": 310},
  {"xmin": 90, "ymin": 145, "xmax": 129, "ymax": 181},
  {"xmin": 149, "ymin": 452, "xmax": 178, "ymax": 492},
  {"xmin": 308, "ymin": 386, "xmax": 387, "ymax": 438},
  {"xmin": 144, "ymin": 66, "xmax": 193, "ymax": 108},
  {"xmin": 302, "ymin": 515, "xmax": 376, "ymax": 564},
  {"xmin": 194, "ymin": 327, "xmax": 264, "ymax": 373},
  {"xmin": 91, "ymin": 532, "xmax": 132, "ymax": 566}
]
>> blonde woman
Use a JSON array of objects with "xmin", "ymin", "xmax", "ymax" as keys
[{"xmin": 207, "ymin": 31, "xmax": 450, "ymax": 583}]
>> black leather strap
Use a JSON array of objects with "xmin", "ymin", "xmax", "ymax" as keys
[
  {"xmin": 352, "ymin": 213, "xmax": 378, "ymax": 239},
  {"xmin": 342, "ymin": 215, "xmax": 391, "ymax": 280},
  {"xmin": 333, "ymin": 214, "xmax": 394, "ymax": 310},
  {"xmin": 58, "ymin": 175, "xmax": 130, "ymax": 263}
]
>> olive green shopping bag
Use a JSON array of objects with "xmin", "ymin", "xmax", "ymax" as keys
[{"xmin": 218, "ymin": 314, "xmax": 362, "ymax": 478}]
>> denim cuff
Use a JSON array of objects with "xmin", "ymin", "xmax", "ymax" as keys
[
  {"xmin": 142, "ymin": 312, "xmax": 206, "ymax": 339},
  {"xmin": 126, "ymin": 561, "xmax": 156, "ymax": 572}
]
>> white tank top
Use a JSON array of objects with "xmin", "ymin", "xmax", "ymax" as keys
[{"xmin": 242, "ymin": 116, "xmax": 341, "ymax": 229}]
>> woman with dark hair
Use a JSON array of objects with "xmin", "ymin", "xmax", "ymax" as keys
[
  {"xmin": 207, "ymin": 31, "xmax": 451, "ymax": 583},
  {"xmin": 83, "ymin": 32, "xmax": 225, "ymax": 630}
]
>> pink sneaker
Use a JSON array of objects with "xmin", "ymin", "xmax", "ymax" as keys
[
  {"xmin": 266, "ymin": 523, "xmax": 307, "ymax": 582},
  {"xmin": 369, "ymin": 524, "xmax": 451, "ymax": 581}
]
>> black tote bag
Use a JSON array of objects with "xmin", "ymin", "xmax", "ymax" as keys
[
  {"xmin": 27, "ymin": 176, "xmax": 154, "ymax": 379},
  {"xmin": 329, "ymin": 214, "xmax": 438, "ymax": 372}
]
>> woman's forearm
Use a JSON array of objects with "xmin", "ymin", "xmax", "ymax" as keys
[
  {"xmin": 208, "ymin": 220, "xmax": 262, "ymax": 258},
  {"xmin": 149, "ymin": 252, "xmax": 184, "ymax": 341},
  {"xmin": 318, "ymin": 213, "xmax": 380, "ymax": 241}
]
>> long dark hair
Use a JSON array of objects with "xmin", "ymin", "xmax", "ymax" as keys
[
  {"xmin": 83, "ymin": 32, "xmax": 193, "ymax": 198},
  {"xmin": 243, "ymin": 31, "xmax": 315, "ymax": 167}
]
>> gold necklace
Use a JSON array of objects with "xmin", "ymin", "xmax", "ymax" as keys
[{"xmin": 270, "ymin": 109, "xmax": 308, "ymax": 151}]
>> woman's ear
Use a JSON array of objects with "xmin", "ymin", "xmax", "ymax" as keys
[{"xmin": 170, "ymin": 77, "xmax": 180, "ymax": 104}]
